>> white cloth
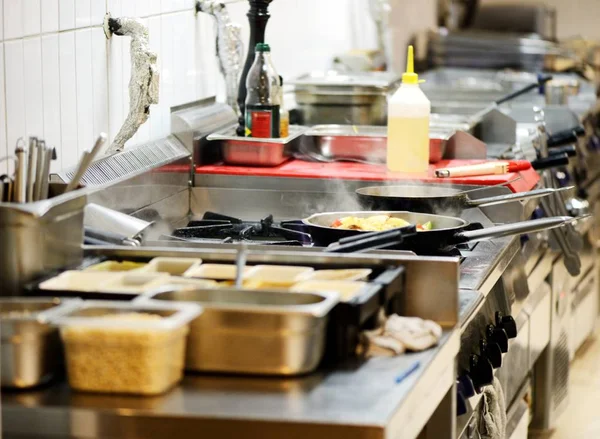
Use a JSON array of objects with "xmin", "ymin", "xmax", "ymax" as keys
[
  {"xmin": 360, "ymin": 313, "xmax": 443, "ymax": 357},
  {"xmin": 480, "ymin": 377, "xmax": 507, "ymax": 439}
]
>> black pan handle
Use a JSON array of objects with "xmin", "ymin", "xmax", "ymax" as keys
[
  {"xmin": 495, "ymin": 75, "xmax": 553, "ymax": 105},
  {"xmin": 547, "ymin": 126, "xmax": 585, "ymax": 148},
  {"xmin": 531, "ymin": 153, "xmax": 569, "ymax": 170},
  {"xmin": 327, "ymin": 227, "xmax": 417, "ymax": 253},
  {"xmin": 548, "ymin": 145, "xmax": 577, "ymax": 157},
  {"xmin": 453, "ymin": 216, "xmax": 575, "ymax": 244}
]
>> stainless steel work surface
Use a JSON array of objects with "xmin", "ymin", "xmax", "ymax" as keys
[{"xmin": 3, "ymin": 330, "xmax": 459, "ymax": 439}]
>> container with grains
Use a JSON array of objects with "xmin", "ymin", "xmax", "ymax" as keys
[{"xmin": 51, "ymin": 300, "xmax": 201, "ymax": 395}]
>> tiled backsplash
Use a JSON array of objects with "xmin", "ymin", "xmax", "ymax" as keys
[{"xmin": 0, "ymin": 0, "xmax": 380, "ymax": 175}]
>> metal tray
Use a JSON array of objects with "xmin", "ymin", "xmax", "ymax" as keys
[
  {"xmin": 137, "ymin": 288, "xmax": 339, "ymax": 376},
  {"xmin": 0, "ymin": 297, "xmax": 81, "ymax": 388},
  {"xmin": 207, "ymin": 125, "xmax": 308, "ymax": 167},
  {"xmin": 301, "ymin": 125, "xmax": 454, "ymax": 163}
]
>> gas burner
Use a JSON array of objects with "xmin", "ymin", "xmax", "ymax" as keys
[{"xmin": 165, "ymin": 212, "xmax": 313, "ymax": 246}]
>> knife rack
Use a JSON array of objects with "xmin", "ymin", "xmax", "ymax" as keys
[{"xmin": 236, "ymin": 0, "xmax": 273, "ymax": 136}]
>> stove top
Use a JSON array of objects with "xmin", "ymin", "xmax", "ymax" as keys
[
  {"xmin": 158, "ymin": 211, "xmax": 483, "ymax": 257},
  {"xmin": 163, "ymin": 212, "xmax": 312, "ymax": 246}
]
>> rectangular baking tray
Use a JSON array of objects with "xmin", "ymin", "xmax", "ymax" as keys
[
  {"xmin": 301, "ymin": 125, "xmax": 455, "ymax": 163},
  {"xmin": 207, "ymin": 125, "xmax": 308, "ymax": 166}
]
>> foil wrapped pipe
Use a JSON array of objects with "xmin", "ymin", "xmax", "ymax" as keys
[
  {"xmin": 104, "ymin": 14, "xmax": 160, "ymax": 155},
  {"xmin": 196, "ymin": 1, "xmax": 244, "ymax": 116}
]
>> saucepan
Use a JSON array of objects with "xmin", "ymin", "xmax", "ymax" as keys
[
  {"xmin": 303, "ymin": 211, "xmax": 580, "ymax": 254},
  {"xmin": 355, "ymin": 185, "xmax": 573, "ymax": 215}
]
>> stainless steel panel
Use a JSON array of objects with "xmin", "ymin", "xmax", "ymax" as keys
[
  {"xmin": 569, "ymin": 271, "xmax": 597, "ymax": 357},
  {"xmin": 2, "ymin": 331, "xmax": 459, "ymax": 439},
  {"xmin": 138, "ymin": 288, "xmax": 337, "ymax": 375}
]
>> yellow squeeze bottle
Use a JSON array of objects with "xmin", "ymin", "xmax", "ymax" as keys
[{"xmin": 387, "ymin": 45, "xmax": 430, "ymax": 173}]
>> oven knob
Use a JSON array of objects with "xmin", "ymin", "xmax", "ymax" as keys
[
  {"xmin": 480, "ymin": 339, "xmax": 502, "ymax": 368},
  {"xmin": 457, "ymin": 375, "xmax": 476, "ymax": 398},
  {"xmin": 495, "ymin": 312, "xmax": 518, "ymax": 339},
  {"xmin": 486, "ymin": 324, "xmax": 509, "ymax": 353},
  {"xmin": 469, "ymin": 354, "xmax": 494, "ymax": 392}
]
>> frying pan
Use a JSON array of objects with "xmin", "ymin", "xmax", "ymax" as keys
[
  {"xmin": 303, "ymin": 211, "xmax": 578, "ymax": 253},
  {"xmin": 356, "ymin": 185, "xmax": 573, "ymax": 215}
]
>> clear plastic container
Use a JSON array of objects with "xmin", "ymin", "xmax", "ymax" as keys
[
  {"xmin": 300, "ymin": 269, "xmax": 372, "ymax": 282},
  {"xmin": 291, "ymin": 280, "xmax": 368, "ymax": 302},
  {"xmin": 183, "ymin": 263, "xmax": 253, "ymax": 281},
  {"xmin": 52, "ymin": 300, "xmax": 201, "ymax": 395},
  {"xmin": 141, "ymin": 258, "xmax": 203, "ymax": 276},
  {"xmin": 245, "ymin": 265, "xmax": 314, "ymax": 287},
  {"xmin": 83, "ymin": 261, "xmax": 147, "ymax": 272}
]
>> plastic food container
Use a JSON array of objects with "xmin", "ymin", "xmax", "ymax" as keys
[
  {"xmin": 39, "ymin": 271, "xmax": 123, "ymax": 292},
  {"xmin": 0, "ymin": 297, "xmax": 82, "ymax": 388},
  {"xmin": 300, "ymin": 269, "xmax": 372, "ymax": 282},
  {"xmin": 291, "ymin": 281, "xmax": 368, "ymax": 302},
  {"xmin": 244, "ymin": 265, "xmax": 314, "ymax": 287},
  {"xmin": 184, "ymin": 263, "xmax": 253, "ymax": 280},
  {"xmin": 97, "ymin": 273, "xmax": 171, "ymax": 294},
  {"xmin": 83, "ymin": 261, "xmax": 147, "ymax": 272},
  {"xmin": 51, "ymin": 300, "xmax": 201, "ymax": 395},
  {"xmin": 141, "ymin": 258, "xmax": 203, "ymax": 276}
]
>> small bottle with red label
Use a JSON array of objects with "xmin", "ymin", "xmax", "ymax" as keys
[{"xmin": 244, "ymin": 43, "xmax": 281, "ymax": 138}]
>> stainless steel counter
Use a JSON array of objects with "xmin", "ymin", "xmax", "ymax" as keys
[{"xmin": 3, "ymin": 331, "xmax": 459, "ymax": 439}]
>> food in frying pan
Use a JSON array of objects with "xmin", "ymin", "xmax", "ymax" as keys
[{"xmin": 330, "ymin": 215, "xmax": 433, "ymax": 232}]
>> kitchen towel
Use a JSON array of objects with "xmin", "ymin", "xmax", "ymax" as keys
[
  {"xmin": 359, "ymin": 313, "xmax": 443, "ymax": 357},
  {"xmin": 480, "ymin": 377, "xmax": 507, "ymax": 439}
]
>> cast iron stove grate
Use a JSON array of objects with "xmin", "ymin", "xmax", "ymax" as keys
[{"xmin": 165, "ymin": 212, "xmax": 313, "ymax": 246}]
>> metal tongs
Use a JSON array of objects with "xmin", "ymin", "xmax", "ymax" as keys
[
  {"xmin": 326, "ymin": 226, "xmax": 418, "ymax": 253},
  {"xmin": 234, "ymin": 242, "xmax": 248, "ymax": 288}
]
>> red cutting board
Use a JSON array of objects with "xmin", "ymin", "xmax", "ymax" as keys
[{"xmin": 194, "ymin": 159, "xmax": 540, "ymax": 193}]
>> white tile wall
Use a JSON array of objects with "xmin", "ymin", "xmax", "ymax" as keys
[{"xmin": 0, "ymin": 0, "xmax": 397, "ymax": 173}]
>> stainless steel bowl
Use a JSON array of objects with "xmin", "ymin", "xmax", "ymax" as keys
[
  {"xmin": 137, "ymin": 288, "xmax": 339, "ymax": 375},
  {"xmin": 0, "ymin": 297, "xmax": 80, "ymax": 388}
]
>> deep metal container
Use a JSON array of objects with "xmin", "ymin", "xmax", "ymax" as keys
[
  {"xmin": 137, "ymin": 288, "xmax": 339, "ymax": 375},
  {"xmin": 0, "ymin": 184, "xmax": 86, "ymax": 296},
  {"xmin": 207, "ymin": 125, "xmax": 307, "ymax": 167},
  {"xmin": 291, "ymin": 71, "xmax": 401, "ymax": 125},
  {"xmin": 0, "ymin": 297, "xmax": 81, "ymax": 388},
  {"xmin": 301, "ymin": 125, "xmax": 454, "ymax": 163}
]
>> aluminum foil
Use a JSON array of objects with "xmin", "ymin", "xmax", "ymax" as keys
[
  {"xmin": 106, "ymin": 17, "xmax": 159, "ymax": 155},
  {"xmin": 197, "ymin": 0, "xmax": 244, "ymax": 116}
]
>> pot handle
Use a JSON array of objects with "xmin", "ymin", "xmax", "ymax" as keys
[
  {"xmin": 466, "ymin": 186, "xmax": 573, "ymax": 208},
  {"xmin": 454, "ymin": 216, "xmax": 581, "ymax": 244},
  {"xmin": 547, "ymin": 126, "xmax": 585, "ymax": 148}
]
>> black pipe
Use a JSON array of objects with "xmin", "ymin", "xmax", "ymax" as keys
[{"xmin": 236, "ymin": 0, "xmax": 273, "ymax": 136}]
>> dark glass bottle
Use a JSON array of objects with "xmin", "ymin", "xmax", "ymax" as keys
[{"xmin": 244, "ymin": 43, "xmax": 280, "ymax": 138}]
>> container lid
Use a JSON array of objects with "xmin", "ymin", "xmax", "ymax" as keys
[
  {"xmin": 50, "ymin": 300, "xmax": 202, "ymax": 331},
  {"xmin": 256, "ymin": 43, "xmax": 270, "ymax": 52}
]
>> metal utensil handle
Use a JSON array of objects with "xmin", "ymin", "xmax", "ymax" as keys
[
  {"xmin": 235, "ymin": 243, "xmax": 247, "ymax": 288},
  {"xmin": 327, "ymin": 228, "xmax": 416, "ymax": 253},
  {"xmin": 65, "ymin": 152, "xmax": 91, "ymax": 193},
  {"xmin": 495, "ymin": 75, "xmax": 552, "ymax": 105},
  {"xmin": 466, "ymin": 186, "xmax": 573, "ymax": 208},
  {"xmin": 455, "ymin": 216, "xmax": 575, "ymax": 243}
]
